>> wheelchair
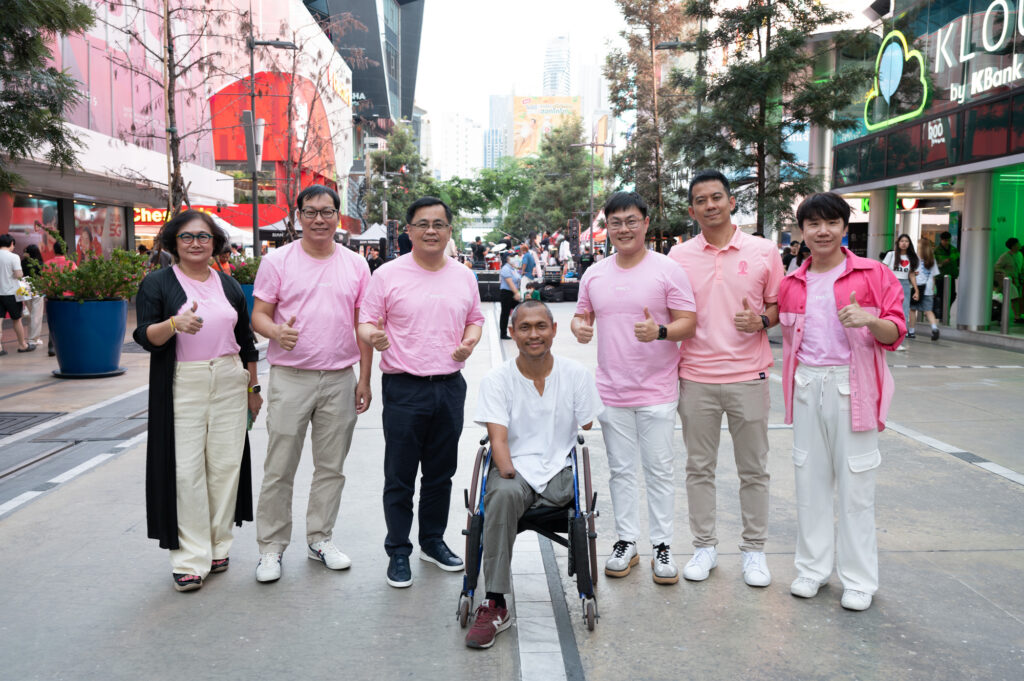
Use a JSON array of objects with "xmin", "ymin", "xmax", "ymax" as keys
[{"xmin": 456, "ymin": 433, "xmax": 600, "ymax": 631}]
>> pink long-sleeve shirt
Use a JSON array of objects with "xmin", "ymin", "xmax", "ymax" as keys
[{"xmin": 778, "ymin": 248, "xmax": 906, "ymax": 432}]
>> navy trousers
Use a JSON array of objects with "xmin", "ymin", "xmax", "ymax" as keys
[{"xmin": 381, "ymin": 372, "xmax": 466, "ymax": 557}]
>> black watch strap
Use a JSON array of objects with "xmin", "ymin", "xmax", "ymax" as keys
[
  {"xmin": 760, "ymin": 314, "xmax": 770, "ymax": 330},
  {"xmin": 657, "ymin": 324, "xmax": 668, "ymax": 340}
]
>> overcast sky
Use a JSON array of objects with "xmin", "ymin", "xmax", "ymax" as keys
[{"xmin": 415, "ymin": 0, "xmax": 627, "ymax": 124}]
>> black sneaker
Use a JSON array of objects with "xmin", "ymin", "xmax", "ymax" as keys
[
  {"xmin": 907, "ymin": 331, "xmax": 916, "ymax": 339},
  {"xmin": 387, "ymin": 554, "xmax": 413, "ymax": 588},
  {"xmin": 931, "ymin": 328, "xmax": 940, "ymax": 341},
  {"xmin": 419, "ymin": 541, "xmax": 464, "ymax": 572}
]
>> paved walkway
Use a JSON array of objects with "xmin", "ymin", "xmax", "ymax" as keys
[{"xmin": 1, "ymin": 302, "xmax": 1022, "ymax": 681}]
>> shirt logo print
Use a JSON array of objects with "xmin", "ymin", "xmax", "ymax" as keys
[{"xmin": 737, "ymin": 260, "xmax": 749, "ymax": 276}]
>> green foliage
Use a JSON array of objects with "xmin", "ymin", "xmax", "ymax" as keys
[
  {"xmin": 529, "ymin": 116, "xmax": 595, "ymax": 234},
  {"xmin": 364, "ymin": 125, "xmax": 431, "ymax": 224},
  {"xmin": 0, "ymin": 0, "xmax": 95, "ymax": 192},
  {"xmin": 30, "ymin": 249, "xmax": 148, "ymax": 301},
  {"xmin": 666, "ymin": 0, "xmax": 872, "ymax": 232},
  {"xmin": 230, "ymin": 257, "xmax": 261, "ymax": 285}
]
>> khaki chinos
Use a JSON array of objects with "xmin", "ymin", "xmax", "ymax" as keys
[{"xmin": 678, "ymin": 378, "xmax": 770, "ymax": 552}]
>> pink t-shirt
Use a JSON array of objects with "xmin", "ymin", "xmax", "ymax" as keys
[
  {"xmin": 171, "ymin": 266, "xmax": 240, "ymax": 362},
  {"xmin": 359, "ymin": 253, "xmax": 485, "ymax": 376},
  {"xmin": 576, "ymin": 251, "xmax": 696, "ymax": 407},
  {"xmin": 669, "ymin": 227, "xmax": 785, "ymax": 383},
  {"xmin": 796, "ymin": 261, "xmax": 851, "ymax": 367},
  {"xmin": 253, "ymin": 240, "xmax": 370, "ymax": 370}
]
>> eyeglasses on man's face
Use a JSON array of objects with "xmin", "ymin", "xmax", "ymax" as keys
[
  {"xmin": 606, "ymin": 217, "xmax": 644, "ymax": 231},
  {"xmin": 300, "ymin": 208, "xmax": 339, "ymax": 220},
  {"xmin": 410, "ymin": 221, "xmax": 451, "ymax": 232},
  {"xmin": 177, "ymin": 232, "xmax": 213, "ymax": 244}
]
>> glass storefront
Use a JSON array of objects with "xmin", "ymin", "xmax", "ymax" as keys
[
  {"xmin": 5, "ymin": 195, "xmax": 60, "ymax": 260},
  {"xmin": 74, "ymin": 203, "xmax": 127, "ymax": 259}
]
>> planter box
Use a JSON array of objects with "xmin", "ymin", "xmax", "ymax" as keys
[
  {"xmin": 46, "ymin": 299, "xmax": 127, "ymax": 378},
  {"xmin": 240, "ymin": 283, "xmax": 255, "ymax": 319}
]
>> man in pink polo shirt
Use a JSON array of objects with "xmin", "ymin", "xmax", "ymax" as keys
[
  {"xmin": 572, "ymin": 191, "xmax": 697, "ymax": 585},
  {"xmin": 251, "ymin": 185, "xmax": 373, "ymax": 583},
  {"xmin": 668, "ymin": 170, "xmax": 785, "ymax": 587},
  {"xmin": 358, "ymin": 196, "xmax": 485, "ymax": 589},
  {"xmin": 779, "ymin": 192, "xmax": 905, "ymax": 612}
]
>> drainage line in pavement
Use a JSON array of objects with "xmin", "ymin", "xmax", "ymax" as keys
[
  {"xmin": 538, "ymin": 536, "xmax": 587, "ymax": 681},
  {"xmin": 0, "ymin": 442, "xmax": 76, "ymax": 480},
  {"xmin": 0, "ymin": 380, "xmax": 60, "ymax": 402}
]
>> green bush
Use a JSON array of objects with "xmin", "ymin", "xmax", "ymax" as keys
[
  {"xmin": 231, "ymin": 256, "xmax": 261, "ymax": 285},
  {"xmin": 30, "ymin": 249, "xmax": 148, "ymax": 301}
]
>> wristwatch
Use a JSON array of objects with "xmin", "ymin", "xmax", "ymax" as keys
[
  {"xmin": 248, "ymin": 385, "xmax": 261, "ymax": 394},
  {"xmin": 760, "ymin": 315, "xmax": 770, "ymax": 330},
  {"xmin": 657, "ymin": 324, "xmax": 668, "ymax": 340}
]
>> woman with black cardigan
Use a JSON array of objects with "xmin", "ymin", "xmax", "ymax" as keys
[{"xmin": 134, "ymin": 210, "xmax": 262, "ymax": 592}]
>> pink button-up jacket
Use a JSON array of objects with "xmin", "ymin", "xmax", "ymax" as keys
[{"xmin": 779, "ymin": 248, "xmax": 906, "ymax": 432}]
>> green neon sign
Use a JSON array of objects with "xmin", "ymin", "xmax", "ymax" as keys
[{"xmin": 863, "ymin": 30, "xmax": 930, "ymax": 131}]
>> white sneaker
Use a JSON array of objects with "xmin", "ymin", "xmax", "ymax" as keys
[
  {"xmin": 790, "ymin": 576, "xmax": 823, "ymax": 598},
  {"xmin": 651, "ymin": 543, "xmax": 679, "ymax": 585},
  {"xmin": 741, "ymin": 551, "xmax": 771, "ymax": 587},
  {"xmin": 604, "ymin": 540, "xmax": 638, "ymax": 577},
  {"xmin": 841, "ymin": 589, "xmax": 873, "ymax": 611},
  {"xmin": 308, "ymin": 540, "xmax": 352, "ymax": 570},
  {"xmin": 255, "ymin": 552, "xmax": 282, "ymax": 582},
  {"xmin": 682, "ymin": 546, "xmax": 718, "ymax": 581}
]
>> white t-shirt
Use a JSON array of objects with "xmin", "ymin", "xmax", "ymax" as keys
[
  {"xmin": 915, "ymin": 261, "xmax": 940, "ymax": 295},
  {"xmin": 882, "ymin": 250, "xmax": 914, "ymax": 281},
  {"xmin": 474, "ymin": 356, "xmax": 603, "ymax": 493},
  {"xmin": 558, "ymin": 240, "xmax": 571, "ymax": 263},
  {"xmin": 0, "ymin": 249, "xmax": 23, "ymax": 295}
]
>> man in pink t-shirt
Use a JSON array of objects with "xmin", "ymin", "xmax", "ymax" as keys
[
  {"xmin": 358, "ymin": 196, "xmax": 485, "ymax": 589},
  {"xmin": 779, "ymin": 192, "xmax": 904, "ymax": 612},
  {"xmin": 572, "ymin": 192, "xmax": 696, "ymax": 585},
  {"xmin": 251, "ymin": 185, "xmax": 372, "ymax": 583},
  {"xmin": 668, "ymin": 170, "xmax": 785, "ymax": 588}
]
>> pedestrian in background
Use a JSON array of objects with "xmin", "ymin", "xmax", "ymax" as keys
[
  {"xmin": 498, "ymin": 251, "xmax": 521, "ymax": 340},
  {"xmin": 882, "ymin": 235, "xmax": 919, "ymax": 341},
  {"xmin": 994, "ymin": 238, "xmax": 1024, "ymax": 323},
  {"xmin": 668, "ymin": 170, "xmax": 785, "ymax": 588},
  {"xmin": 912, "ymin": 239, "xmax": 941, "ymax": 340},
  {"xmin": 251, "ymin": 185, "xmax": 372, "ymax": 583},
  {"xmin": 779, "ymin": 192, "xmax": 905, "ymax": 612},
  {"xmin": 20, "ymin": 244, "xmax": 45, "ymax": 347},
  {"xmin": 0, "ymin": 234, "xmax": 33, "ymax": 355},
  {"xmin": 934, "ymin": 231, "xmax": 959, "ymax": 312},
  {"xmin": 520, "ymin": 244, "xmax": 538, "ymax": 296},
  {"xmin": 134, "ymin": 210, "xmax": 260, "ymax": 592},
  {"xmin": 358, "ymin": 196, "xmax": 484, "ymax": 589}
]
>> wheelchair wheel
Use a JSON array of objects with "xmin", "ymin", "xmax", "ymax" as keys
[
  {"xmin": 466, "ymin": 446, "xmax": 488, "ymax": 511},
  {"xmin": 585, "ymin": 598, "xmax": 597, "ymax": 631},
  {"xmin": 457, "ymin": 594, "xmax": 472, "ymax": 628},
  {"xmin": 571, "ymin": 515, "xmax": 593, "ymax": 598},
  {"xmin": 582, "ymin": 445, "xmax": 598, "ymax": 591},
  {"xmin": 463, "ymin": 513, "xmax": 483, "ymax": 593}
]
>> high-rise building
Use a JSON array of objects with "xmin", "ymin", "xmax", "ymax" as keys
[
  {"xmin": 483, "ymin": 129, "xmax": 508, "ymax": 169},
  {"xmin": 543, "ymin": 36, "xmax": 571, "ymax": 97},
  {"xmin": 433, "ymin": 113, "xmax": 483, "ymax": 180}
]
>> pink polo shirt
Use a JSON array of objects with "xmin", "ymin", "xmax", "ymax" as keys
[
  {"xmin": 668, "ymin": 227, "xmax": 785, "ymax": 383},
  {"xmin": 253, "ymin": 240, "xmax": 370, "ymax": 371},
  {"xmin": 359, "ymin": 253, "xmax": 485, "ymax": 376},
  {"xmin": 172, "ymin": 266, "xmax": 240, "ymax": 362},
  {"xmin": 575, "ymin": 251, "xmax": 696, "ymax": 407}
]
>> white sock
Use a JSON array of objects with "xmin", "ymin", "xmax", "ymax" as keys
[{"xmin": 931, "ymin": 323, "xmax": 938, "ymax": 330}]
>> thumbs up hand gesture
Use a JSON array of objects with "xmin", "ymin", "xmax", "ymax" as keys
[
  {"xmin": 838, "ymin": 291, "xmax": 874, "ymax": 328},
  {"xmin": 369, "ymin": 317, "xmax": 390, "ymax": 352},
  {"xmin": 277, "ymin": 315, "xmax": 300, "ymax": 351},
  {"xmin": 634, "ymin": 306, "xmax": 659, "ymax": 343},
  {"xmin": 733, "ymin": 297, "xmax": 762, "ymax": 334},
  {"xmin": 175, "ymin": 301, "xmax": 203, "ymax": 335},
  {"xmin": 573, "ymin": 310, "xmax": 596, "ymax": 344},
  {"xmin": 451, "ymin": 335, "xmax": 478, "ymax": 362}
]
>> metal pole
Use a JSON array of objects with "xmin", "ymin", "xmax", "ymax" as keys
[
  {"xmin": 249, "ymin": 14, "xmax": 260, "ymax": 258},
  {"xmin": 1000, "ymin": 277, "xmax": 1011, "ymax": 334},
  {"xmin": 381, "ymin": 156, "xmax": 388, "ymax": 225},
  {"xmin": 941, "ymin": 274, "xmax": 952, "ymax": 325}
]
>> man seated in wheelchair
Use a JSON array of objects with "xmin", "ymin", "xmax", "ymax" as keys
[{"xmin": 467, "ymin": 300, "xmax": 602, "ymax": 649}]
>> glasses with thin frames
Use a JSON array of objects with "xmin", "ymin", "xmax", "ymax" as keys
[
  {"xmin": 300, "ymin": 208, "xmax": 339, "ymax": 220},
  {"xmin": 607, "ymin": 217, "xmax": 643, "ymax": 231},
  {"xmin": 410, "ymin": 221, "xmax": 451, "ymax": 232},
  {"xmin": 177, "ymin": 232, "xmax": 213, "ymax": 244}
]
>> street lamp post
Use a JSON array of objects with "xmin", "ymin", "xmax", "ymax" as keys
[
  {"xmin": 570, "ymin": 138, "xmax": 614, "ymax": 255},
  {"xmin": 246, "ymin": 13, "xmax": 296, "ymax": 257}
]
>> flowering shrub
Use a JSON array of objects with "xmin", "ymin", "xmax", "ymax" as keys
[
  {"xmin": 231, "ymin": 256, "xmax": 261, "ymax": 285},
  {"xmin": 30, "ymin": 249, "xmax": 148, "ymax": 301}
]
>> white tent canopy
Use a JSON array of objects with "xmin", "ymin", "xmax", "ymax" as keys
[
  {"xmin": 207, "ymin": 213, "xmax": 253, "ymax": 246},
  {"xmin": 350, "ymin": 223, "xmax": 387, "ymax": 243}
]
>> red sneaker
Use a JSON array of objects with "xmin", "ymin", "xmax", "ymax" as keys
[{"xmin": 464, "ymin": 600, "xmax": 511, "ymax": 649}]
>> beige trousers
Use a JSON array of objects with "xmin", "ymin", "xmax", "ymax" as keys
[
  {"xmin": 678, "ymin": 378, "xmax": 771, "ymax": 552},
  {"xmin": 257, "ymin": 365, "xmax": 357, "ymax": 553},
  {"xmin": 170, "ymin": 355, "xmax": 249, "ymax": 577}
]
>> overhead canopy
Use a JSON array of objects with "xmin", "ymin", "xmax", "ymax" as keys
[
  {"xmin": 208, "ymin": 213, "xmax": 253, "ymax": 246},
  {"xmin": 350, "ymin": 223, "xmax": 387, "ymax": 243}
]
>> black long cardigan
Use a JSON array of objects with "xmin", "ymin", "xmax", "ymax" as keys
[{"xmin": 133, "ymin": 266, "xmax": 259, "ymax": 550}]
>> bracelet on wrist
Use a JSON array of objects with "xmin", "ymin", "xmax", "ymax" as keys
[{"xmin": 168, "ymin": 316, "xmax": 177, "ymax": 333}]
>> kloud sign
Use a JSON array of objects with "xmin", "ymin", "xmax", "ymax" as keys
[{"xmin": 938, "ymin": 0, "xmax": 1024, "ymax": 103}]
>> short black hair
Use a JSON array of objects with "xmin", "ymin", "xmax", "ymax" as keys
[
  {"xmin": 1008, "ymin": 238, "xmax": 1020, "ymax": 249},
  {"xmin": 603, "ymin": 191, "xmax": 648, "ymax": 219},
  {"xmin": 510, "ymin": 299, "xmax": 554, "ymax": 326},
  {"xmin": 158, "ymin": 210, "xmax": 227, "ymax": 261},
  {"xmin": 406, "ymin": 196, "xmax": 453, "ymax": 224},
  {"xmin": 54, "ymin": 240, "xmax": 66, "ymax": 256},
  {"xmin": 688, "ymin": 170, "xmax": 731, "ymax": 203},
  {"xmin": 296, "ymin": 184, "xmax": 341, "ymax": 210},
  {"xmin": 939, "ymin": 231, "xmax": 952, "ymax": 240},
  {"xmin": 796, "ymin": 192, "xmax": 851, "ymax": 229},
  {"xmin": 0, "ymin": 234, "xmax": 13, "ymax": 248}
]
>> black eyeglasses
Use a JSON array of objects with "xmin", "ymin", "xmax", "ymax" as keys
[
  {"xmin": 410, "ymin": 221, "xmax": 451, "ymax": 231},
  {"xmin": 300, "ymin": 208, "xmax": 338, "ymax": 220},
  {"xmin": 177, "ymin": 232, "xmax": 213, "ymax": 244}
]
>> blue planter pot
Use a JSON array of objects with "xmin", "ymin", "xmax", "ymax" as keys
[
  {"xmin": 46, "ymin": 299, "xmax": 128, "ymax": 378},
  {"xmin": 240, "ymin": 283, "xmax": 255, "ymax": 319}
]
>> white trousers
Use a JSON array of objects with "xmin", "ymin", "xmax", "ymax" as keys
[
  {"xmin": 24, "ymin": 297, "xmax": 44, "ymax": 341},
  {"xmin": 792, "ymin": 364, "xmax": 880, "ymax": 594},
  {"xmin": 598, "ymin": 401, "xmax": 677, "ymax": 546},
  {"xmin": 170, "ymin": 355, "xmax": 249, "ymax": 577}
]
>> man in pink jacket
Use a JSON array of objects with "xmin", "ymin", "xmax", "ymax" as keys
[{"xmin": 778, "ymin": 192, "xmax": 906, "ymax": 612}]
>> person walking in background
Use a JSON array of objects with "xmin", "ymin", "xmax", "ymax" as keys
[
  {"xmin": 134, "ymin": 210, "xmax": 261, "ymax": 592},
  {"xmin": 358, "ymin": 196, "xmax": 484, "ymax": 589},
  {"xmin": 520, "ymin": 244, "xmax": 538, "ymax": 296},
  {"xmin": 0, "ymin": 234, "xmax": 34, "ymax": 355},
  {"xmin": 912, "ymin": 239, "xmax": 942, "ymax": 340},
  {"xmin": 211, "ymin": 247, "xmax": 235, "ymax": 276},
  {"xmin": 43, "ymin": 241, "xmax": 76, "ymax": 356},
  {"xmin": 19, "ymin": 244, "xmax": 45, "ymax": 347},
  {"xmin": 994, "ymin": 238, "xmax": 1024, "ymax": 323},
  {"xmin": 398, "ymin": 225, "xmax": 413, "ymax": 256},
  {"xmin": 786, "ymin": 243, "xmax": 811, "ymax": 274},
  {"xmin": 498, "ymin": 251, "xmax": 522, "ymax": 340},
  {"xmin": 251, "ymin": 185, "xmax": 372, "ymax": 583},
  {"xmin": 668, "ymin": 170, "xmax": 785, "ymax": 588},
  {"xmin": 779, "ymin": 192, "xmax": 905, "ymax": 612},
  {"xmin": 367, "ymin": 246, "xmax": 385, "ymax": 274},
  {"xmin": 471, "ymin": 236, "xmax": 488, "ymax": 268},
  {"xmin": 882, "ymin": 235, "xmax": 919, "ymax": 342},
  {"xmin": 782, "ymin": 241, "xmax": 801, "ymax": 271},
  {"xmin": 934, "ymin": 231, "xmax": 959, "ymax": 314},
  {"xmin": 573, "ymin": 191, "xmax": 697, "ymax": 585}
]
